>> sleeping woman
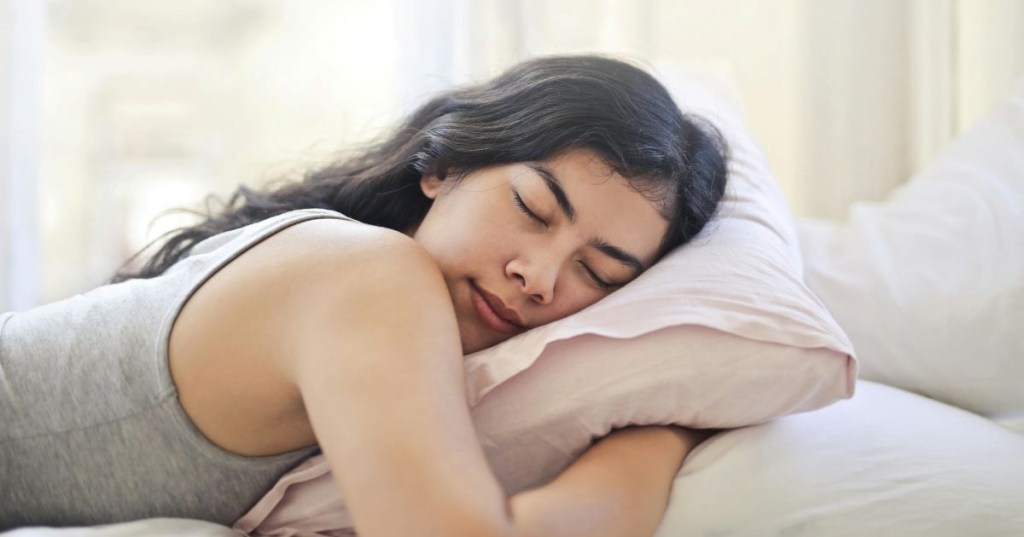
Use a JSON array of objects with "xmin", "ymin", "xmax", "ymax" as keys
[{"xmin": 0, "ymin": 55, "xmax": 727, "ymax": 537}]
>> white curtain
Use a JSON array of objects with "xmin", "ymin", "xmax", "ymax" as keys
[
  {"xmin": 1, "ymin": 0, "xmax": 1021, "ymax": 311},
  {"xmin": 0, "ymin": 0, "xmax": 44, "ymax": 313},
  {"xmin": 910, "ymin": 0, "xmax": 1024, "ymax": 172}
]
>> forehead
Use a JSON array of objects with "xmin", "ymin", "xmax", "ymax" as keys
[{"xmin": 517, "ymin": 148, "xmax": 669, "ymax": 267}]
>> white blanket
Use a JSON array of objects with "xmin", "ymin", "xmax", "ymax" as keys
[{"xmin": 1, "ymin": 519, "xmax": 241, "ymax": 537}]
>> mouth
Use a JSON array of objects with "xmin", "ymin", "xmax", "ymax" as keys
[{"xmin": 469, "ymin": 281, "xmax": 524, "ymax": 335}]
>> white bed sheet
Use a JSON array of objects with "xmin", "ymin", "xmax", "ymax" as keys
[
  {"xmin": 1, "ymin": 518, "xmax": 241, "ymax": 536},
  {"xmin": 654, "ymin": 380, "xmax": 1024, "ymax": 537}
]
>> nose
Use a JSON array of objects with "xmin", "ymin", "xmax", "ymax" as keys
[{"xmin": 507, "ymin": 255, "xmax": 559, "ymax": 305}]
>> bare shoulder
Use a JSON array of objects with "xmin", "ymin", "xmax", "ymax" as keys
[
  {"xmin": 175, "ymin": 216, "xmax": 427, "ymax": 331},
  {"xmin": 257, "ymin": 217, "xmax": 450, "ymax": 332},
  {"xmin": 167, "ymin": 216, "xmax": 442, "ymax": 457},
  {"xmin": 214, "ymin": 216, "xmax": 442, "ymax": 312},
  {"xmin": 256, "ymin": 216, "xmax": 424, "ymax": 272}
]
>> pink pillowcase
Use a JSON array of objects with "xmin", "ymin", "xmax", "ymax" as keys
[
  {"xmin": 233, "ymin": 63, "xmax": 857, "ymax": 536},
  {"xmin": 464, "ymin": 61, "xmax": 856, "ymax": 432}
]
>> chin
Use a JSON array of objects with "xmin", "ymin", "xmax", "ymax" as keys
[
  {"xmin": 462, "ymin": 338, "xmax": 488, "ymax": 356},
  {"xmin": 460, "ymin": 330, "xmax": 484, "ymax": 356},
  {"xmin": 462, "ymin": 332, "xmax": 500, "ymax": 356}
]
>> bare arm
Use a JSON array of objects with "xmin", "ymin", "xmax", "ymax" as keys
[
  {"xmin": 508, "ymin": 426, "xmax": 716, "ymax": 537},
  {"xmin": 277, "ymin": 223, "xmax": 515, "ymax": 537},
  {"xmin": 266, "ymin": 220, "xmax": 712, "ymax": 537}
]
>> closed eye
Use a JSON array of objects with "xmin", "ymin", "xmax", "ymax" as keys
[
  {"xmin": 579, "ymin": 261, "xmax": 617, "ymax": 290},
  {"xmin": 513, "ymin": 189, "xmax": 619, "ymax": 291},
  {"xmin": 512, "ymin": 191, "xmax": 547, "ymax": 227}
]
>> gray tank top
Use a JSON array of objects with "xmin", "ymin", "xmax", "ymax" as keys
[{"xmin": 0, "ymin": 208, "xmax": 355, "ymax": 529}]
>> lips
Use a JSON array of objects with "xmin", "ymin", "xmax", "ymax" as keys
[{"xmin": 470, "ymin": 281, "xmax": 524, "ymax": 334}]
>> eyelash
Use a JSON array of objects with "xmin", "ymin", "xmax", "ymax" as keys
[
  {"xmin": 512, "ymin": 191, "xmax": 546, "ymax": 227},
  {"xmin": 581, "ymin": 262, "xmax": 616, "ymax": 290},
  {"xmin": 511, "ymin": 190, "xmax": 616, "ymax": 291}
]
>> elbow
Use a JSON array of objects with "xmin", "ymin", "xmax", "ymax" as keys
[
  {"xmin": 475, "ymin": 502, "xmax": 532, "ymax": 537},
  {"xmin": 447, "ymin": 517, "xmax": 522, "ymax": 537},
  {"xmin": 427, "ymin": 502, "xmax": 522, "ymax": 537}
]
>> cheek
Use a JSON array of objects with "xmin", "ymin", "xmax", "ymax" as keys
[
  {"xmin": 453, "ymin": 197, "xmax": 521, "ymax": 252},
  {"xmin": 419, "ymin": 200, "xmax": 510, "ymax": 267},
  {"xmin": 535, "ymin": 283, "xmax": 599, "ymax": 321}
]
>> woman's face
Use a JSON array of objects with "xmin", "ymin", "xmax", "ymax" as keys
[{"xmin": 409, "ymin": 148, "xmax": 669, "ymax": 355}]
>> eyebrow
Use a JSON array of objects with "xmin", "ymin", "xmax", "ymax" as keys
[
  {"xmin": 527, "ymin": 163, "xmax": 576, "ymax": 223},
  {"xmin": 526, "ymin": 163, "xmax": 646, "ymax": 278}
]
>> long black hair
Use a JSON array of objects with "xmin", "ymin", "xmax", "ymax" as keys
[{"xmin": 110, "ymin": 54, "xmax": 728, "ymax": 284}]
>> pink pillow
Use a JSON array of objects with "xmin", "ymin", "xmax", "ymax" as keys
[{"xmin": 233, "ymin": 63, "xmax": 857, "ymax": 535}]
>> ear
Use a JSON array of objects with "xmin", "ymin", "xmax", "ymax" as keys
[{"xmin": 420, "ymin": 173, "xmax": 444, "ymax": 200}]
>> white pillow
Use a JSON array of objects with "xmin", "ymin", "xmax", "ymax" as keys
[
  {"xmin": 796, "ymin": 75, "xmax": 1024, "ymax": 425},
  {"xmin": 654, "ymin": 380, "xmax": 1024, "ymax": 537}
]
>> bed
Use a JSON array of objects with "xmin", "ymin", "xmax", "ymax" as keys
[{"xmin": 4, "ymin": 67, "xmax": 1022, "ymax": 537}]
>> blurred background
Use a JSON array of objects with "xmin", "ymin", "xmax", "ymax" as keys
[{"xmin": 1, "ymin": 0, "xmax": 1022, "ymax": 312}]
